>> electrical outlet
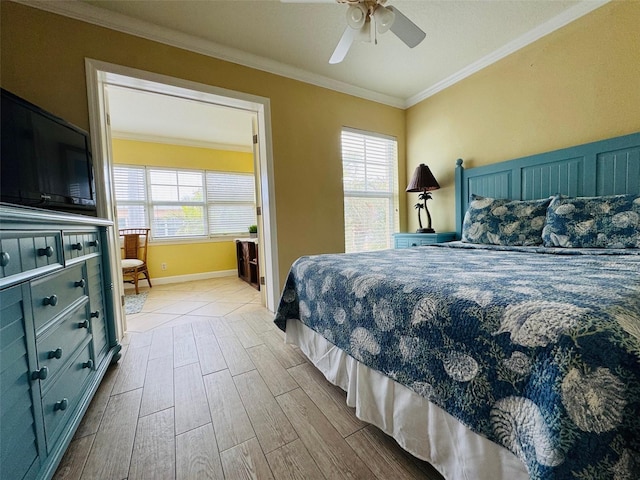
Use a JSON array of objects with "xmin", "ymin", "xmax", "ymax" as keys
[{"xmin": 161, "ymin": 263, "xmax": 167, "ymax": 270}]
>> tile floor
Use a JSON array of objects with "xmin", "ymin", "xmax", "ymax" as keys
[{"xmin": 53, "ymin": 276, "xmax": 444, "ymax": 480}]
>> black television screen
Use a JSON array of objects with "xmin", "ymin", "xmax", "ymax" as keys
[{"xmin": 1, "ymin": 88, "xmax": 97, "ymax": 215}]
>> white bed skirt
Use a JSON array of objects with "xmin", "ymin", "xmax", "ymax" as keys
[{"xmin": 286, "ymin": 318, "xmax": 528, "ymax": 480}]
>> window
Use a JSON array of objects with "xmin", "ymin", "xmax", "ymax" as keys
[
  {"xmin": 113, "ymin": 165, "xmax": 147, "ymax": 229},
  {"xmin": 206, "ymin": 172, "xmax": 257, "ymax": 235},
  {"xmin": 342, "ymin": 128, "xmax": 398, "ymax": 253},
  {"xmin": 149, "ymin": 169, "xmax": 205, "ymax": 237},
  {"xmin": 113, "ymin": 165, "xmax": 256, "ymax": 239}
]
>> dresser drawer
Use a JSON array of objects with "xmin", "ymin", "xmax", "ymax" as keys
[
  {"xmin": 86, "ymin": 257, "xmax": 108, "ymax": 362},
  {"xmin": 41, "ymin": 343, "xmax": 93, "ymax": 452},
  {"xmin": 36, "ymin": 301, "xmax": 92, "ymax": 389},
  {"xmin": 63, "ymin": 231, "xmax": 100, "ymax": 262},
  {"xmin": 1, "ymin": 204, "xmax": 120, "ymax": 480},
  {"xmin": 1, "ymin": 284, "xmax": 42, "ymax": 480},
  {"xmin": 31, "ymin": 264, "xmax": 87, "ymax": 332},
  {"xmin": 0, "ymin": 231, "xmax": 62, "ymax": 286}
]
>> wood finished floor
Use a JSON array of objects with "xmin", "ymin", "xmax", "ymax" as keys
[{"xmin": 53, "ymin": 277, "xmax": 445, "ymax": 480}]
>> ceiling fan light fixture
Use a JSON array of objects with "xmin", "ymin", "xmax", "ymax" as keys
[
  {"xmin": 357, "ymin": 21, "xmax": 373, "ymax": 43},
  {"xmin": 373, "ymin": 5, "xmax": 395, "ymax": 33},
  {"xmin": 346, "ymin": 4, "xmax": 368, "ymax": 29}
]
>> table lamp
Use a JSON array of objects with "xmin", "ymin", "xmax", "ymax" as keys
[{"xmin": 406, "ymin": 164, "xmax": 440, "ymax": 233}]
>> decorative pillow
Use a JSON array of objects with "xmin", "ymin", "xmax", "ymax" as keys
[
  {"xmin": 542, "ymin": 194, "xmax": 640, "ymax": 248},
  {"xmin": 461, "ymin": 195, "xmax": 551, "ymax": 246}
]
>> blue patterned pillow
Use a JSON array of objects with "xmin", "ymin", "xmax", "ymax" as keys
[
  {"xmin": 462, "ymin": 195, "xmax": 551, "ymax": 246},
  {"xmin": 542, "ymin": 194, "xmax": 640, "ymax": 248}
]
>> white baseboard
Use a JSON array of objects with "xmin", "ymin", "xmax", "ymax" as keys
[{"xmin": 150, "ymin": 269, "xmax": 237, "ymax": 285}]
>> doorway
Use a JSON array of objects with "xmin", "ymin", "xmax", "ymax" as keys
[{"xmin": 85, "ymin": 59, "xmax": 279, "ymax": 339}]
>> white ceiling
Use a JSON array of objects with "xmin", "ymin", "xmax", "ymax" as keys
[
  {"xmin": 21, "ymin": 0, "xmax": 608, "ymax": 146},
  {"xmin": 69, "ymin": 0, "xmax": 607, "ymax": 107},
  {"xmin": 106, "ymin": 85, "xmax": 255, "ymax": 150}
]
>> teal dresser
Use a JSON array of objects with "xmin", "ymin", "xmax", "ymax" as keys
[
  {"xmin": 393, "ymin": 232, "xmax": 456, "ymax": 248},
  {"xmin": 0, "ymin": 204, "xmax": 121, "ymax": 480}
]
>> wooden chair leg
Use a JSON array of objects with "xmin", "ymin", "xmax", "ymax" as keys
[{"xmin": 134, "ymin": 271, "xmax": 139, "ymax": 295}]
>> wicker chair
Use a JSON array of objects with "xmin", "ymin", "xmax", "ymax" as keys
[{"xmin": 120, "ymin": 228, "xmax": 152, "ymax": 295}]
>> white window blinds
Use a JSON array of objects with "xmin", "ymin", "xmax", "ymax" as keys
[
  {"xmin": 113, "ymin": 166, "xmax": 147, "ymax": 229},
  {"xmin": 206, "ymin": 172, "xmax": 256, "ymax": 235},
  {"xmin": 342, "ymin": 128, "xmax": 398, "ymax": 253},
  {"xmin": 113, "ymin": 165, "xmax": 257, "ymax": 239}
]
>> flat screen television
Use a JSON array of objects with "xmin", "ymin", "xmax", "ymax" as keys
[{"xmin": 1, "ymin": 88, "xmax": 97, "ymax": 215}]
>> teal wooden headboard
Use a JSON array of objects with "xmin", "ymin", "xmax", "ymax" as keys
[{"xmin": 454, "ymin": 132, "xmax": 640, "ymax": 239}]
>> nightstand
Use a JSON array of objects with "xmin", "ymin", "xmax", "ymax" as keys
[{"xmin": 393, "ymin": 232, "xmax": 456, "ymax": 248}]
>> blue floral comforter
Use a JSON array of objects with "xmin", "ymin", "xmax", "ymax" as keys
[{"xmin": 274, "ymin": 243, "xmax": 640, "ymax": 479}]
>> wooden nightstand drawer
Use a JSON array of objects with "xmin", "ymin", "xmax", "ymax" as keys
[
  {"xmin": 393, "ymin": 232, "xmax": 456, "ymax": 248},
  {"xmin": 36, "ymin": 300, "xmax": 92, "ymax": 389},
  {"xmin": 30, "ymin": 263, "xmax": 87, "ymax": 332}
]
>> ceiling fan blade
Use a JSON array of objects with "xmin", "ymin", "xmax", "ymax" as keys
[
  {"xmin": 329, "ymin": 26, "xmax": 359, "ymax": 64},
  {"xmin": 387, "ymin": 6, "xmax": 426, "ymax": 48}
]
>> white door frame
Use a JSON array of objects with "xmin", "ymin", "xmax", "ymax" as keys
[{"xmin": 85, "ymin": 59, "xmax": 280, "ymax": 337}]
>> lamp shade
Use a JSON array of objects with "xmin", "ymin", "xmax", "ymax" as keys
[{"xmin": 406, "ymin": 164, "xmax": 440, "ymax": 192}]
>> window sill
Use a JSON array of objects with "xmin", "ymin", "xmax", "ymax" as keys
[{"xmin": 150, "ymin": 235, "xmax": 240, "ymax": 246}]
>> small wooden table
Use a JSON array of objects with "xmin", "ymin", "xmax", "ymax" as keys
[{"xmin": 236, "ymin": 238, "xmax": 259, "ymax": 290}]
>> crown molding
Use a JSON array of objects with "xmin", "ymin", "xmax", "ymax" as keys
[
  {"xmin": 405, "ymin": 0, "xmax": 610, "ymax": 108},
  {"xmin": 110, "ymin": 131, "xmax": 253, "ymax": 153},
  {"xmin": 13, "ymin": 0, "xmax": 405, "ymax": 109}
]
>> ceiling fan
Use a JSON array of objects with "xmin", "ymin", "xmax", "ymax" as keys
[{"xmin": 282, "ymin": 0, "xmax": 426, "ymax": 64}]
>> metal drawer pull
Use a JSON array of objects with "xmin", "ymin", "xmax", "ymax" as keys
[
  {"xmin": 0, "ymin": 251, "xmax": 10, "ymax": 267},
  {"xmin": 54, "ymin": 398, "xmax": 69, "ymax": 411},
  {"xmin": 71, "ymin": 242, "xmax": 83, "ymax": 250},
  {"xmin": 75, "ymin": 278, "xmax": 86, "ymax": 288},
  {"xmin": 48, "ymin": 348, "xmax": 63, "ymax": 359},
  {"xmin": 78, "ymin": 320, "xmax": 89, "ymax": 329},
  {"xmin": 32, "ymin": 366, "xmax": 48, "ymax": 380},
  {"xmin": 90, "ymin": 311, "xmax": 100, "ymax": 318},
  {"xmin": 89, "ymin": 239, "xmax": 99, "ymax": 248},
  {"xmin": 37, "ymin": 246, "xmax": 54, "ymax": 257},
  {"xmin": 83, "ymin": 359, "xmax": 94, "ymax": 369},
  {"xmin": 43, "ymin": 295, "xmax": 58, "ymax": 306}
]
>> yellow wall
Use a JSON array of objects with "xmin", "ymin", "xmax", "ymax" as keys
[
  {"xmin": 111, "ymin": 139, "xmax": 254, "ymax": 172},
  {"xmin": 4, "ymin": 1, "xmax": 639, "ymax": 286},
  {"xmin": 140, "ymin": 241, "xmax": 238, "ymax": 280},
  {"xmin": 111, "ymin": 139, "xmax": 254, "ymax": 279},
  {"xmin": 406, "ymin": 1, "xmax": 640, "ymax": 233},
  {"xmin": 1, "ymin": 1, "xmax": 406, "ymax": 288}
]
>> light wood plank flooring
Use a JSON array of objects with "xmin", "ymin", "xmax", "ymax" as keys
[{"xmin": 54, "ymin": 277, "xmax": 445, "ymax": 480}]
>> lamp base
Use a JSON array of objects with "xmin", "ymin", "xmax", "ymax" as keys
[{"xmin": 416, "ymin": 228, "xmax": 435, "ymax": 234}]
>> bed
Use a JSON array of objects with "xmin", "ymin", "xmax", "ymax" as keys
[{"xmin": 274, "ymin": 132, "xmax": 640, "ymax": 480}]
